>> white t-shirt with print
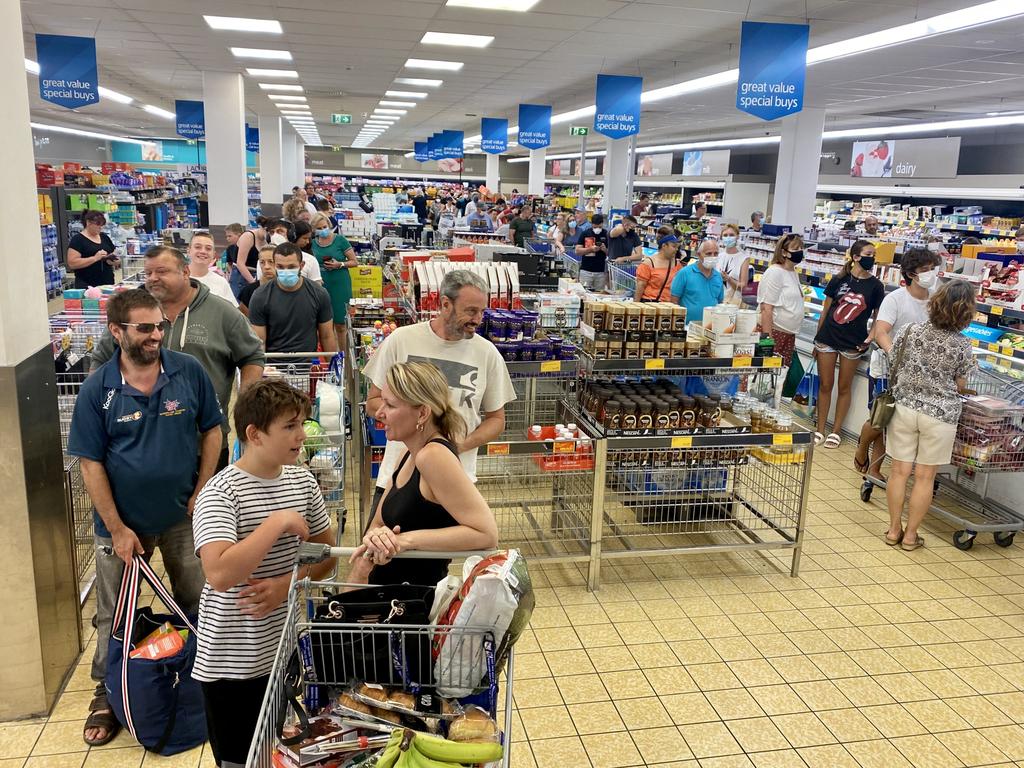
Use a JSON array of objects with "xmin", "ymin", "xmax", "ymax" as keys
[
  {"xmin": 192, "ymin": 270, "xmax": 238, "ymax": 307},
  {"xmin": 362, "ymin": 321, "xmax": 517, "ymax": 487},
  {"xmin": 869, "ymin": 287, "xmax": 929, "ymax": 377},
  {"xmin": 757, "ymin": 264, "xmax": 805, "ymax": 334}
]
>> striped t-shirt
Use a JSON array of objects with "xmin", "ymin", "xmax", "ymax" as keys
[{"xmin": 192, "ymin": 464, "xmax": 331, "ymax": 681}]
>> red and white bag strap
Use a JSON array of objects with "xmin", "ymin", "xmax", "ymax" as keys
[
  {"xmin": 134, "ymin": 556, "xmax": 199, "ymax": 636},
  {"xmin": 119, "ymin": 557, "xmax": 141, "ymax": 742}
]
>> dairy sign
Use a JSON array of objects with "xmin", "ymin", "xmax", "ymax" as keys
[{"xmin": 735, "ymin": 21, "xmax": 809, "ymax": 122}]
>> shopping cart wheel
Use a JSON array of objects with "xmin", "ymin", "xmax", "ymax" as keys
[
  {"xmin": 859, "ymin": 480, "xmax": 874, "ymax": 503},
  {"xmin": 953, "ymin": 530, "xmax": 976, "ymax": 551},
  {"xmin": 994, "ymin": 531, "xmax": 1015, "ymax": 548}
]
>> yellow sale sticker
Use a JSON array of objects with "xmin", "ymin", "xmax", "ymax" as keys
[
  {"xmin": 732, "ymin": 356, "xmax": 753, "ymax": 368},
  {"xmin": 487, "ymin": 443, "xmax": 510, "ymax": 456},
  {"xmin": 988, "ymin": 342, "xmax": 1000, "ymax": 352},
  {"xmin": 764, "ymin": 357, "xmax": 782, "ymax": 368},
  {"xmin": 671, "ymin": 436, "xmax": 693, "ymax": 448},
  {"xmin": 773, "ymin": 433, "xmax": 794, "ymax": 445},
  {"xmin": 645, "ymin": 359, "xmax": 666, "ymax": 370},
  {"xmin": 991, "ymin": 305, "xmax": 1004, "ymax": 316},
  {"xmin": 553, "ymin": 440, "xmax": 575, "ymax": 454},
  {"xmin": 540, "ymin": 360, "xmax": 562, "ymax": 373}
]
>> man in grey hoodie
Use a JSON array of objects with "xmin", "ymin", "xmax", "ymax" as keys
[{"xmin": 91, "ymin": 245, "xmax": 265, "ymax": 468}]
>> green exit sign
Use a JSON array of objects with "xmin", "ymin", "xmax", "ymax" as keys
[
  {"xmin": 570, "ymin": 126, "xmax": 589, "ymax": 136},
  {"xmin": 331, "ymin": 113, "xmax": 352, "ymax": 124}
]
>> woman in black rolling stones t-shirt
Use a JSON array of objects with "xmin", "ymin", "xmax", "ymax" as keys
[
  {"xmin": 346, "ymin": 361, "xmax": 497, "ymax": 587},
  {"xmin": 813, "ymin": 239, "xmax": 885, "ymax": 449}
]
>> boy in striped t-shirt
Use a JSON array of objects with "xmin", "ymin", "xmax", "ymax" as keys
[{"xmin": 193, "ymin": 379, "xmax": 336, "ymax": 767}]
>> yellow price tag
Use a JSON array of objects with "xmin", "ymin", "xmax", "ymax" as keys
[
  {"xmin": 487, "ymin": 443, "xmax": 510, "ymax": 456},
  {"xmin": 764, "ymin": 357, "xmax": 782, "ymax": 368},
  {"xmin": 970, "ymin": 339, "xmax": 980, "ymax": 347},
  {"xmin": 991, "ymin": 305, "xmax": 1004, "ymax": 316},
  {"xmin": 732, "ymin": 356, "xmax": 753, "ymax": 368},
  {"xmin": 773, "ymin": 433, "xmax": 794, "ymax": 446},
  {"xmin": 539, "ymin": 360, "xmax": 562, "ymax": 373},
  {"xmin": 645, "ymin": 358, "xmax": 666, "ymax": 370},
  {"xmin": 671, "ymin": 436, "xmax": 693, "ymax": 448},
  {"xmin": 753, "ymin": 273, "xmax": 761, "ymax": 282},
  {"xmin": 553, "ymin": 440, "xmax": 575, "ymax": 454},
  {"xmin": 988, "ymin": 342, "xmax": 1000, "ymax": 352}
]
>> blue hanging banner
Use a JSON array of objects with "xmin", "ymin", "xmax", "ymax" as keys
[
  {"xmin": 35, "ymin": 34, "xmax": 99, "ymax": 110},
  {"xmin": 175, "ymin": 100, "xmax": 206, "ymax": 139},
  {"xmin": 428, "ymin": 134, "xmax": 441, "ymax": 160},
  {"xmin": 441, "ymin": 130, "xmax": 464, "ymax": 159},
  {"xmin": 480, "ymin": 118, "xmax": 508, "ymax": 155},
  {"xmin": 414, "ymin": 142, "xmax": 429, "ymax": 162},
  {"xmin": 245, "ymin": 124, "xmax": 259, "ymax": 153},
  {"xmin": 736, "ymin": 21, "xmax": 809, "ymax": 122},
  {"xmin": 593, "ymin": 75, "xmax": 642, "ymax": 140},
  {"xmin": 517, "ymin": 104, "xmax": 551, "ymax": 150}
]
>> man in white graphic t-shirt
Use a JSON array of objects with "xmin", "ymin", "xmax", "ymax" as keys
[{"xmin": 363, "ymin": 270, "xmax": 516, "ymax": 524}]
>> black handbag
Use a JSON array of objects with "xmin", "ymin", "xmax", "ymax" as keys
[{"xmin": 308, "ymin": 584, "xmax": 435, "ymax": 686}]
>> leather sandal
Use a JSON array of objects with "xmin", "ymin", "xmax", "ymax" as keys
[
  {"xmin": 901, "ymin": 535, "xmax": 925, "ymax": 551},
  {"xmin": 884, "ymin": 530, "xmax": 904, "ymax": 546},
  {"xmin": 83, "ymin": 683, "xmax": 120, "ymax": 747}
]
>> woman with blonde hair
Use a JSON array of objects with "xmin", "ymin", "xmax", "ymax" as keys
[
  {"xmin": 548, "ymin": 212, "xmax": 570, "ymax": 254},
  {"xmin": 885, "ymin": 280, "xmax": 976, "ymax": 550},
  {"xmin": 282, "ymin": 197, "xmax": 307, "ymax": 222},
  {"xmin": 311, "ymin": 212, "xmax": 358, "ymax": 348},
  {"xmin": 350, "ymin": 361, "xmax": 498, "ymax": 585},
  {"xmin": 716, "ymin": 223, "xmax": 750, "ymax": 305}
]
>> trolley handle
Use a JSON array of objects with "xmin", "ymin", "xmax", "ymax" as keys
[{"xmin": 297, "ymin": 542, "xmax": 495, "ymax": 565}]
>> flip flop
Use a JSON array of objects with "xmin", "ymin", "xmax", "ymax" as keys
[
  {"xmin": 823, "ymin": 433, "xmax": 842, "ymax": 449},
  {"xmin": 884, "ymin": 530, "xmax": 904, "ymax": 546},
  {"xmin": 901, "ymin": 535, "xmax": 925, "ymax": 551},
  {"xmin": 854, "ymin": 452, "xmax": 870, "ymax": 474},
  {"xmin": 814, "ymin": 432, "xmax": 825, "ymax": 446}
]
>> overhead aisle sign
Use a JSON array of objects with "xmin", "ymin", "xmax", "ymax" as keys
[
  {"xmin": 480, "ymin": 118, "xmax": 508, "ymax": 154},
  {"xmin": 517, "ymin": 104, "xmax": 552, "ymax": 150},
  {"xmin": 593, "ymin": 75, "xmax": 642, "ymax": 140},
  {"xmin": 428, "ymin": 133, "xmax": 442, "ymax": 160},
  {"xmin": 735, "ymin": 21, "xmax": 809, "ymax": 122},
  {"xmin": 441, "ymin": 130, "xmax": 464, "ymax": 159},
  {"xmin": 175, "ymin": 100, "xmax": 205, "ymax": 139},
  {"xmin": 414, "ymin": 142, "xmax": 429, "ymax": 162},
  {"xmin": 36, "ymin": 34, "xmax": 99, "ymax": 109},
  {"xmin": 245, "ymin": 124, "xmax": 259, "ymax": 153}
]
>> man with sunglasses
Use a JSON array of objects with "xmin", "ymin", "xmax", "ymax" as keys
[{"xmin": 68, "ymin": 288, "xmax": 224, "ymax": 747}]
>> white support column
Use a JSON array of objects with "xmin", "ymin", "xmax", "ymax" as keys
[
  {"xmin": 258, "ymin": 114, "xmax": 284, "ymax": 206},
  {"xmin": 293, "ymin": 134, "xmax": 306, "ymax": 188},
  {"xmin": 202, "ymin": 72, "xmax": 249, "ymax": 226},
  {"xmin": 602, "ymin": 137, "xmax": 631, "ymax": 213},
  {"xmin": 281, "ymin": 130, "xmax": 297, "ymax": 198},
  {"xmin": 528, "ymin": 149, "xmax": 545, "ymax": 196},
  {"xmin": 771, "ymin": 107, "xmax": 825, "ymax": 231},
  {"xmin": 486, "ymin": 153, "xmax": 500, "ymax": 191},
  {"xmin": 0, "ymin": 0, "xmax": 79, "ymax": 718}
]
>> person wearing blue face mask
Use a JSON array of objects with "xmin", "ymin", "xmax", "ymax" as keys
[
  {"xmin": 248, "ymin": 243, "xmax": 337, "ymax": 354},
  {"xmin": 310, "ymin": 212, "xmax": 358, "ymax": 350},
  {"xmin": 715, "ymin": 223, "xmax": 751, "ymax": 305}
]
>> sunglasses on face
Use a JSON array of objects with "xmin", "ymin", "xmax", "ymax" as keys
[{"xmin": 120, "ymin": 320, "xmax": 169, "ymax": 334}]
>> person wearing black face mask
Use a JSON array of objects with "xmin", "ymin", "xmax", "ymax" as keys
[
  {"xmin": 813, "ymin": 239, "xmax": 886, "ymax": 449},
  {"xmin": 757, "ymin": 234, "xmax": 807, "ymax": 399}
]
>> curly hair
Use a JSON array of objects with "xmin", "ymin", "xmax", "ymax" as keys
[{"xmin": 928, "ymin": 279, "xmax": 976, "ymax": 333}]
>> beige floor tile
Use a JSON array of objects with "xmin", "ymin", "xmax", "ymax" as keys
[
  {"xmin": 684, "ymin": 663, "xmax": 742, "ymax": 691},
  {"xmin": 890, "ymin": 734, "xmax": 965, "ymax": 768},
  {"xmin": 530, "ymin": 736, "xmax": 590, "ymax": 768},
  {"xmin": 771, "ymin": 655, "xmax": 825, "ymax": 684},
  {"xmin": 727, "ymin": 659, "xmax": 785, "ymax": 688},
  {"xmin": 770, "ymin": 713, "xmax": 836, "ymax": 748},
  {"xmin": 845, "ymin": 739, "xmax": 914, "ymax": 768},
  {"xmin": 705, "ymin": 689, "xmax": 763, "ymax": 721},
  {"xmin": 612, "ymin": 621, "xmax": 659, "ymax": 645},
  {"xmin": 873, "ymin": 671, "xmax": 938, "ymax": 702},
  {"xmin": 937, "ymin": 728, "xmax": 1009, "ymax": 766},
  {"xmin": 670, "ymin": 639, "xmax": 721, "ymax": 665},
  {"xmin": 82, "ymin": 748, "xmax": 144, "ymax": 768},
  {"xmin": 567, "ymin": 701, "xmax": 626, "ymax": 735},
  {"xmin": 747, "ymin": 685, "xmax": 808, "ymax": 717},
  {"xmin": 560, "ymin": 604, "xmax": 609, "ymax": 625},
  {"xmin": 575, "ymin": 624, "xmax": 623, "ymax": 649},
  {"xmin": 533, "ymin": 627, "xmax": 582, "ymax": 653},
  {"xmin": 557, "ymin": 673, "xmax": 609, "ymax": 705},
  {"xmin": 0, "ymin": 724, "xmax": 43, "ymax": 760},
  {"xmin": 597, "ymin": 670, "xmax": 653, "ymax": 699},
  {"xmin": 677, "ymin": 721, "xmax": 742, "ymax": 759},
  {"xmin": 797, "ymin": 744, "xmax": 859, "ymax": 768},
  {"xmin": 831, "ymin": 676, "xmax": 895, "ymax": 707},
  {"xmin": 815, "ymin": 707, "xmax": 882, "ymax": 743},
  {"xmin": 708, "ymin": 637, "xmax": 760, "ymax": 662},
  {"xmin": 945, "ymin": 695, "xmax": 1014, "ymax": 728},
  {"xmin": 748, "ymin": 749, "xmax": 808, "ymax": 768},
  {"xmin": 0, "ymin": 760, "xmax": 26, "ymax": 768},
  {"xmin": 518, "ymin": 705, "xmax": 576, "ymax": 740},
  {"xmin": 580, "ymin": 733, "xmax": 642, "ymax": 768},
  {"xmin": 543, "ymin": 650, "xmax": 593, "ymax": 677},
  {"xmin": 614, "ymin": 696, "xmax": 671, "ymax": 730},
  {"xmin": 628, "ymin": 642, "xmax": 679, "ymax": 669},
  {"xmin": 660, "ymin": 693, "xmax": 719, "ymax": 725},
  {"xmin": 726, "ymin": 717, "xmax": 789, "ymax": 753},
  {"xmin": 31, "ymin": 720, "xmax": 89, "ymax": 756},
  {"xmin": 629, "ymin": 726, "xmax": 694, "ymax": 764},
  {"xmin": 515, "ymin": 653, "xmax": 554, "ymax": 679},
  {"xmin": 977, "ymin": 725, "xmax": 1024, "ymax": 761},
  {"xmin": 696, "ymin": 756, "xmax": 755, "ymax": 768},
  {"xmin": 644, "ymin": 666, "xmax": 698, "ymax": 696},
  {"xmin": 789, "ymin": 680, "xmax": 853, "ymax": 711},
  {"xmin": 514, "ymin": 677, "xmax": 564, "ymax": 708},
  {"xmin": 989, "ymin": 692, "xmax": 1024, "ymax": 721}
]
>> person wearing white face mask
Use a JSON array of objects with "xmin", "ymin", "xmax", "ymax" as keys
[
  {"xmin": 854, "ymin": 247, "xmax": 942, "ymax": 481},
  {"xmin": 715, "ymin": 223, "xmax": 751, "ymax": 305},
  {"xmin": 1015, "ymin": 226, "xmax": 1024, "ymax": 254},
  {"xmin": 670, "ymin": 239, "xmax": 725, "ymax": 324}
]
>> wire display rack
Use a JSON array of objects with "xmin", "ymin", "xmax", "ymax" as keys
[
  {"xmin": 607, "ymin": 262, "xmax": 638, "ymax": 296},
  {"xmin": 64, "ymin": 457, "xmax": 96, "ymax": 604}
]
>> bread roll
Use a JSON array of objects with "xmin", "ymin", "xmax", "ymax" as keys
[
  {"xmin": 338, "ymin": 693, "xmax": 371, "ymax": 715},
  {"xmin": 448, "ymin": 707, "xmax": 498, "ymax": 742},
  {"xmin": 388, "ymin": 692, "xmax": 417, "ymax": 710},
  {"xmin": 357, "ymin": 684, "xmax": 389, "ymax": 703},
  {"xmin": 370, "ymin": 705, "xmax": 401, "ymax": 724}
]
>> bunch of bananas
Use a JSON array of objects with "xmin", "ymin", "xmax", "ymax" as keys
[{"xmin": 375, "ymin": 728, "xmax": 503, "ymax": 768}]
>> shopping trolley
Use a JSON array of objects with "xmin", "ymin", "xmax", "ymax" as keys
[
  {"xmin": 858, "ymin": 354, "xmax": 1024, "ymax": 549},
  {"xmin": 246, "ymin": 545, "xmax": 515, "ymax": 768}
]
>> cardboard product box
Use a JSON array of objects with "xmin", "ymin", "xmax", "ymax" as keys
[
  {"xmin": 63, "ymin": 162, "xmax": 83, "ymax": 173},
  {"xmin": 36, "ymin": 165, "xmax": 65, "ymax": 187},
  {"xmin": 869, "ymin": 241, "xmax": 897, "ymax": 265},
  {"xmin": 350, "ymin": 266, "xmax": 383, "ymax": 299}
]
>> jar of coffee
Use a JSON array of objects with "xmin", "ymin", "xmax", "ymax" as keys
[
  {"xmin": 590, "ymin": 302, "xmax": 607, "ymax": 331},
  {"xmin": 653, "ymin": 399, "xmax": 671, "ymax": 429},
  {"xmin": 637, "ymin": 400, "xmax": 654, "ymax": 430},
  {"xmin": 604, "ymin": 400, "xmax": 622, "ymax": 430},
  {"xmin": 621, "ymin": 401, "xmax": 639, "ymax": 430},
  {"xmin": 608, "ymin": 304, "xmax": 626, "ymax": 331},
  {"xmin": 679, "ymin": 396, "xmax": 697, "ymax": 429},
  {"xmin": 625, "ymin": 304, "xmax": 642, "ymax": 331}
]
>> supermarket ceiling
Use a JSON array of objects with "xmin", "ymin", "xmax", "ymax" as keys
[{"xmin": 19, "ymin": 0, "xmax": 1024, "ymax": 154}]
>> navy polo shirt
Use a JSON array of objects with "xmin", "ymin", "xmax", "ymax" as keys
[{"xmin": 68, "ymin": 348, "xmax": 224, "ymax": 537}]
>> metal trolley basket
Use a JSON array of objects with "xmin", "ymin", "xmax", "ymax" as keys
[{"xmin": 246, "ymin": 546, "xmax": 515, "ymax": 768}]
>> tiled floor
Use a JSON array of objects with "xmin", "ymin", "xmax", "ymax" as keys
[{"xmin": 6, "ymin": 442, "xmax": 1024, "ymax": 767}]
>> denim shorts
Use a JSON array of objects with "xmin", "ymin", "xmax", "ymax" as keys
[{"xmin": 814, "ymin": 341, "xmax": 865, "ymax": 361}]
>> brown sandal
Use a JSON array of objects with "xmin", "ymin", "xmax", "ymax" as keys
[
  {"xmin": 83, "ymin": 684, "xmax": 120, "ymax": 747},
  {"xmin": 884, "ymin": 530, "xmax": 904, "ymax": 546},
  {"xmin": 901, "ymin": 534, "xmax": 925, "ymax": 551}
]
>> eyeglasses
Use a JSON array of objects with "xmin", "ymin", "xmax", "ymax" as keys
[{"xmin": 120, "ymin": 320, "xmax": 169, "ymax": 334}]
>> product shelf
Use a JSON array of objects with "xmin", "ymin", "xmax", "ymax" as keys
[{"xmin": 581, "ymin": 353, "xmax": 783, "ymax": 372}]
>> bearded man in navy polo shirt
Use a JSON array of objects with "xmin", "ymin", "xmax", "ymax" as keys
[{"xmin": 69, "ymin": 289, "xmax": 223, "ymax": 747}]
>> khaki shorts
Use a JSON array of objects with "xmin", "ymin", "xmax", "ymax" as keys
[{"xmin": 886, "ymin": 403, "xmax": 957, "ymax": 466}]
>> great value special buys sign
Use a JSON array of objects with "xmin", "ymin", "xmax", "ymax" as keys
[
  {"xmin": 245, "ymin": 124, "xmax": 259, "ymax": 153},
  {"xmin": 428, "ymin": 133, "xmax": 442, "ymax": 160},
  {"xmin": 593, "ymin": 75, "xmax": 642, "ymax": 140},
  {"xmin": 518, "ymin": 105, "xmax": 552, "ymax": 150},
  {"xmin": 414, "ymin": 142, "xmax": 429, "ymax": 162},
  {"xmin": 736, "ymin": 21, "xmax": 809, "ymax": 122},
  {"xmin": 480, "ymin": 118, "xmax": 508, "ymax": 154},
  {"xmin": 849, "ymin": 137, "xmax": 960, "ymax": 178},
  {"xmin": 175, "ymin": 100, "xmax": 205, "ymax": 139},
  {"xmin": 441, "ymin": 130, "xmax": 464, "ymax": 159},
  {"xmin": 36, "ymin": 34, "xmax": 99, "ymax": 109}
]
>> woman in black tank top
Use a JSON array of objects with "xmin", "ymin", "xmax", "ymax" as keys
[{"xmin": 347, "ymin": 361, "xmax": 498, "ymax": 586}]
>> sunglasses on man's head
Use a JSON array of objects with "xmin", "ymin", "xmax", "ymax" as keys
[{"xmin": 120, "ymin": 320, "xmax": 170, "ymax": 334}]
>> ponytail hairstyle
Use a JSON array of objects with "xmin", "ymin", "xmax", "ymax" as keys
[
  {"xmin": 841, "ymin": 239, "xmax": 874, "ymax": 279},
  {"xmin": 385, "ymin": 361, "xmax": 467, "ymax": 444}
]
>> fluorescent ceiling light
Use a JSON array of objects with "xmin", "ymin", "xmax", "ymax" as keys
[
  {"xmin": 823, "ymin": 114, "xmax": 1024, "ymax": 139},
  {"xmin": 374, "ymin": 108, "xmax": 407, "ymax": 115},
  {"xmin": 230, "ymin": 47, "xmax": 292, "ymax": 60},
  {"xmin": 385, "ymin": 90, "xmax": 428, "ymax": 99},
  {"xmin": 25, "ymin": 58, "xmax": 40, "ymax": 74},
  {"xmin": 31, "ymin": 121, "xmax": 150, "ymax": 145},
  {"xmin": 143, "ymin": 104, "xmax": 175, "ymax": 119},
  {"xmin": 405, "ymin": 58, "xmax": 463, "ymax": 71},
  {"xmin": 246, "ymin": 68, "xmax": 298, "ymax": 78},
  {"xmin": 204, "ymin": 16, "xmax": 282, "ymax": 33},
  {"xmin": 405, "ymin": 151, "xmax": 416, "ymax": 157},
  {"xmin": 98, "ymin": 86, "xmax": 133, "ymax": 104},
  {"xmin": 380, "ymin": 100, "xmax": 417, "ymax": 107},
  {"xmin": 446, "ymin": 0, "xmax": 540, "ymax": 9},
  {"xmin": 421, "ymin": 31, "xmax": 494, "ymax": 47},
  {"xmin": 394, "ymin": 78, "xmax": 443, "ymax": 87},
  {"xmin": 280, "ymin": 110, "xmax": 312, "ymax": 115},
  {"xmin": 269, "ymin": 95, "xmax": 307, "ymax": 101},
  {"xmin": 259, "ymin": 83, "xmax": 303, "ymax": 92}
]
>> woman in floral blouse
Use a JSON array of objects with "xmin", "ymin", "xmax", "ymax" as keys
[{"xmin": 885, "ymin": 280, "xmax": 976, "ymax": 551}]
